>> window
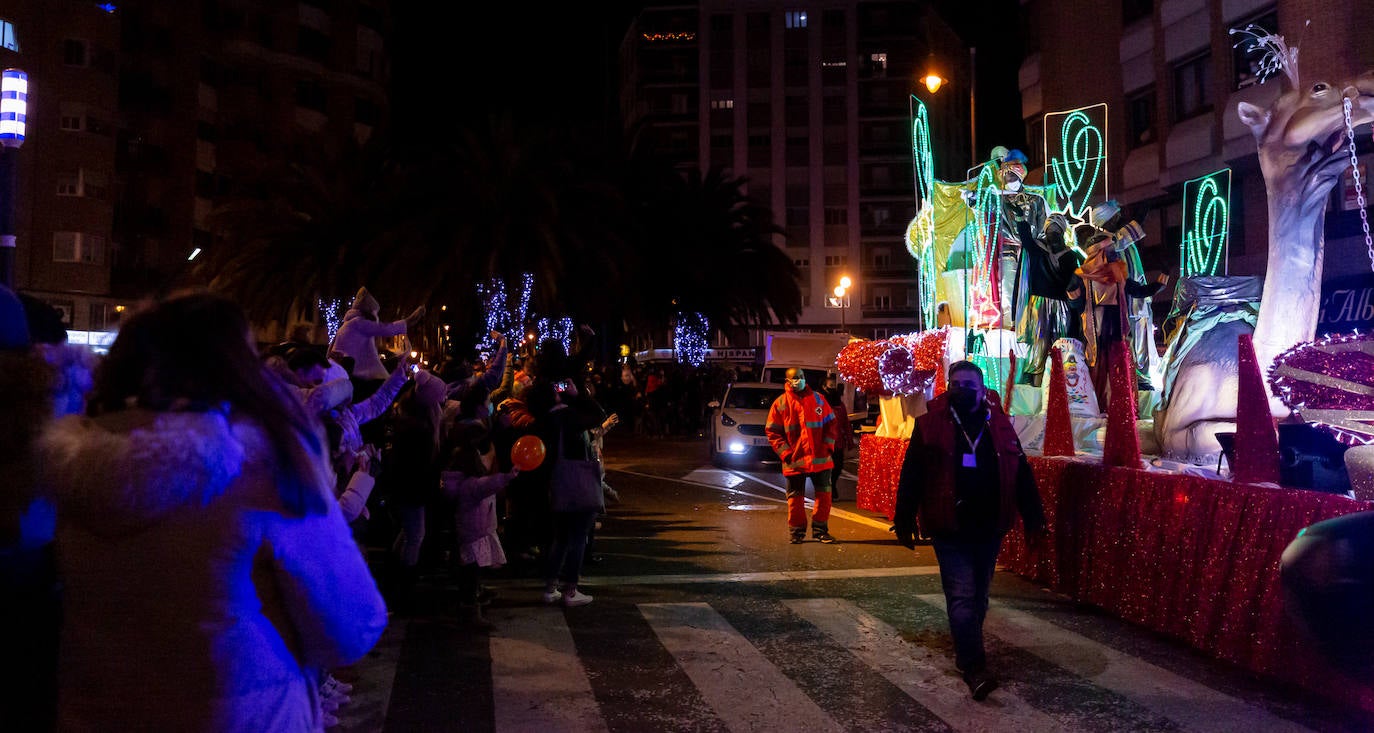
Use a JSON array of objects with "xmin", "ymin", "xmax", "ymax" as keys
[
  {"xmin": 747, "ymin": 134, "xmax": 770, "ymax": 166},
  {"xmin": 0, "ymin": 19, "xmax": 18, "ymax": 52},
  {"xmin": 295, "ymin": 80, "xmax": 327, "ymax": 112},
  {"xmin": 1127, "ymin": 87, "xmax": 1156, "ymax": 147},
  {"xmin": 1172, "ymin": 52, "xmax": 1211, "ymax": 121},
  {"xmin": 670, "ymin": 93, "xmax": 689, "ymax": 115},
  {"xmin": 52, "ymin": 232, "xmax": 103, "ymax": 265},
  {"xmin": 824, "ymin": 255, "xmax": 848, "ymax": 267},
  {"xmin": 1122, "ymin": 0, "xmax": 1153, "ymax": 25},
  {"xmin": 298, "ymin": 26, "xmax": 330, "ymax": 62},
  {"xmin": 785, "ymin": 10, "xmax": 808, "ymax": 29},
  {"xmin": 824, "ymin": 207, "xmax": 847, "ymax": 225},
  {"xmin": 747, "ymin": 101, "xmax": 770, "ymax": 127},
  {"xmin": 874, "ymin": 251, "xmax": 892, "ymax": 268},
  {"xmin": 785, "ymin": 95, "xmax": 807, "ymax": 126},
  {"xmin": 60, "ymin": 114, "xmax": 83, "ymax": 131},
  {"xmin": 786, "ymin": 206, "xmax": 808, "ymax": 226},
  {"xmin": 874, "ymin": 294, "xmax": 892, "ymax": 309},
  {"xmin": 355, "ymin": 97, "xmax": 379, "ymax": 126},
  {"xmin": 357, "ymin": 27, "xmax": 381, "ymax": 75},
  {"xmin": 90, "ymin": 303, "xmax": 109, "ymax": 331},
  {"xmin": 709, "ymin": 99, "xmax": 734, "ymax": 110},
  {"xmin": 57, "ymin": 174, "xmax": 80, "ymax": 196},
  {"xmin": 822, "ymin": 95, "xmax": 845, "ymax": 125},
  {"xmin": 869, "ymin": 52, "xmax": 887, "ymax": 78},
  {"xmin": 63, "ymin": 38, "xmax": 89, "ymax": 66},
  {"xmin": 1232, "ymin": 9, "xmax": 1278, "ymax": 90},
  {"xmin": 786, "ymin": 136, "xmax": 808, "ymax": 166},
  {"xmin": 793, "ymin": 257, "xmax": 810, "ymax": 267}
]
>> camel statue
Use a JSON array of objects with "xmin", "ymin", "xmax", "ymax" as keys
[{"xmin": 1156, "ymin": 46, "xmax": 1374, "ymax": 462}]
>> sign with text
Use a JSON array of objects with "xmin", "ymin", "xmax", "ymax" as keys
[{"xmin": 1318, "ymin": 273, "xmax": 1374, "ymax": 335}]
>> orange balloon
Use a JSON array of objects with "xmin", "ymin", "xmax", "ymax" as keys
[{"xmin": 510, "ymin": 435, "xmax": 546, "ymax": 471}]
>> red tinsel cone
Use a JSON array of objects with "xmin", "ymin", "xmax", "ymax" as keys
[
  {"xmin": 1234, "ymin": 333, "xmax": 1281, "ymax": 484},
  {"xmin": 1102, "ymin": 341, "xmax": 1140, "ymax": 467},
  {"xmin": 1043, "ymin": 346, "xmax": 1075, "ymax": 456}
]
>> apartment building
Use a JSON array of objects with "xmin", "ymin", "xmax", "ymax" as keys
[
  {"xmin": 620, "ymin": 1, "xmax": 969, "ymax": 344},
  {"xmin": 1018, "ymin": 0, "xmax": 1374, "ymax": 331},
  {"xmin": 3, "ymin": 0, "xmax": 388, "ymax": 335}
]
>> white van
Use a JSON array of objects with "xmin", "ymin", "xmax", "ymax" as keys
[{"xmin": 760, "ymin": 331, "xmax": 867, "ymax": 424}]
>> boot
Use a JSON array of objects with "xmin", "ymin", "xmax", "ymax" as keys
[{"xmin": 458, "ymin": 603, "xmax": 495, "ymax": 632}]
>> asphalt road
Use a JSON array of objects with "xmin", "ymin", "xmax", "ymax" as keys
[{"xmin": 335, "ymin": 432, "xmax": 1371, "ymax": 732}]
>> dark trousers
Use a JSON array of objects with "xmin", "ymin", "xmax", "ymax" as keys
[
  {"xmin": 932, "ymin": 535, "xmax": 1004, "ymax": 674},
  {"xmin": 545, "ymin": 510, "xmax": 597, "ymax": 588}
]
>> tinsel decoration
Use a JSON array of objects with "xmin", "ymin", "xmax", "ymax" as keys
[
  {"xmin": 1234, "ymin": 333, "xmax": 1281, "ymax": 484},
  {"xmin": 1043, "ymin": 346, "xmax": 1075, "ymax": 456},
  {"xmin": 837, "ymin": 340, "xmax": 888, "ymax": 394},
  {"xmin": 1101, "ymin": 341, "xmax": 1140, "ymax": 467},
  {"xmin": 675, "ymin": 312, "xmax": 710, "ymax": 367},
  {"xmin": 1270, "ymin": 332, "xmax": 1374, "ymax": 446},
  {"xmin": 879, "ymin": 344, "xmax": 925, "ymax": 395}
]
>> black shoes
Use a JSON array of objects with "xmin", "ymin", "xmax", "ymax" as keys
[
  {"xmin": 789, "ymin": 535, "xmax": 804, "ymax": 544},
  {"xmin": 963, "ymin": 670, "xmax": 998, "ymax": 701},
  {"xmin": 814, "ymin": 532, "xmax": 838, "ymax": 544}
]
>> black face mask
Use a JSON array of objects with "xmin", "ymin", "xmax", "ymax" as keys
[{"xmin": 949, "ymin": 387, "xmax": 981, "ymax": 414}]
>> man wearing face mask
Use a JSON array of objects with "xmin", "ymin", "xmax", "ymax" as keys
[
  {"xmin": 892, "ymin": 361, "xmax": 1046, "ymax": 701},
  {"xmin": 765, "ymin": 367, "xmax": 842, "ymax": 544}
]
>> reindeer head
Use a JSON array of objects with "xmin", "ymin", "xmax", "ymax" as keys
[{"xmin": 1237, "ymin": 71, "xmax": 1374, "ymax": 199}]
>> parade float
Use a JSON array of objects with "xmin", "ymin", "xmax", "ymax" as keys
[{"xmin": 846, "ymin": 27, "xmax": 1374, "ymax": 710}]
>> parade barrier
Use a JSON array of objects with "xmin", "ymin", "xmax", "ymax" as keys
[{"xmin": 856, "ymin": 434, "xmax": 1374, "ymax": 712}]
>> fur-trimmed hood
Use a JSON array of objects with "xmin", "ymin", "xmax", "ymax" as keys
[{"xmin": 39, "ymin": 409, "xmax": 252, "ymax": 536}]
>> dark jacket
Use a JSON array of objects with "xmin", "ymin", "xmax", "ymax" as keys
[{"xmin": 894, "ymin": 392, "xmax": 1046, "ymax": 538}]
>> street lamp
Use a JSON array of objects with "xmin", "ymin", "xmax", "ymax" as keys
[
  {"xmin": 922, "ymin": 48, "xmax": 977, "ymax": 170},
  {"xmin": 831, "ymin": 275, "xmax": 852, "ymax": 333},
  {"xmin": 0, "ymin": 68, "xmax": 27, "ymax": 288}
]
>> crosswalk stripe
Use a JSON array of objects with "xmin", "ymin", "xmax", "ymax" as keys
[
  {"xmin": 784, "ymin": 598, "xmax": 1066, "ymax": 733},
  {"xmin": 488, "ymin": 607, "xmax": 609, "ymax": 733},
  {"xmin": 916, "ymin": 594, "xmax": 1314, "ymax": 733},
  {"xmin": 486, "ymin": 566, "xmax": 940, "ymax": 589},
  {"xmin": 639, "ymin": 602, "xmax": 848, "ymax": 733}
]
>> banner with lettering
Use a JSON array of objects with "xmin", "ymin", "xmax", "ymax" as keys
[{"xmin": 1317, "ymin": 273, "xmax": 1374, "ymax": 335}]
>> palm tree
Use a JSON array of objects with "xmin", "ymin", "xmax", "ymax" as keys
[
  {"xmin": 623, "ymin": 160, "xmax": 802, "ymax": 337},
  {"xmin": 384, "ymin": 114, "xmax": 634, "ymax": 330},
  {"xmin": 198, "ymin": 135, "xmax": 407, "ymax": 326}
]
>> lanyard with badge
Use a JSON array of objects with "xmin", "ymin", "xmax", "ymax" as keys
[{"xmin": 950, "ymin": 408, "xmax": 989, "ymax": 468}]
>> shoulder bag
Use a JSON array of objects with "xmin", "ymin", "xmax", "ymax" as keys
[{"xmin": 550, "ymin": 427, "xmax": 604, "ymax": 513}]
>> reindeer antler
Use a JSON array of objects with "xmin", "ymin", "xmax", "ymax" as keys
[{"xmin": 1229, "ymin": 21, "xmax": 1306, "ymax": 88}]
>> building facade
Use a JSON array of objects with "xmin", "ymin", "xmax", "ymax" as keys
[
  {"xmin": 620, "ymin": 1, "xmax": 970, "ymax": 346},
  {"xmin": 2, "ymin": 0, "xmax": 388, "ymax": 335},
  {"xmin": 1018, "ymin": 0, "xmax": 1374, "ymax": 330}
]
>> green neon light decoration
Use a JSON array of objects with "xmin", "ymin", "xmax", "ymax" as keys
[
  {"xmin": 1181, "ymin": 168, "xmax": 1231, "ymax": 277},
  {"xmin": 1044, "ymin": 103, "xmax": 1108, "ymax": 221},
  {"xmin": 910, "ymin": 95, "xmax": 938, "ymax": 327}
]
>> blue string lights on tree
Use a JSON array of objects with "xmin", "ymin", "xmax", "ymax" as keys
[
  {"xmin": 675, "ymin": 312, "xmax": 710, "ymax": 367},
  {"xmin": 537, "ymin": 316, "xmax": 576, "ymax": 355},
  {"xmin": 477, "ymin": 272, "xmax": 538, "ymax": 350},
  {"xmin": 317, "ymin": 297, "xmax": 345, "ymax": 343}
]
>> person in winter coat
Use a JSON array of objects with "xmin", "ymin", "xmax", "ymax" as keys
[
  {"xmin": 892, "ymin": 360, "xmax": 1046, "ymax": 701},
  {"xmin": 765, "ymin": 367, "xmax": 842, "ymax": 544},
  {"xmin": 39, "ymin": 292, "xmax": 388, "ymax": 732},
  {"xmin": 383, "ymin": 366, "xmax": 449, "ymax": 612},
  {"xmin": 328, "ymin": 286, "xmax": 424, "ymax": 397},
  {"xmin": 441, "ymin": 384, "xmax": 518, "ymax": 629}
]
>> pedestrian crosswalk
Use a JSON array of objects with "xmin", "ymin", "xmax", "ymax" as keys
[{"xmin": 352, "ymin": 588, "xmax": 1333, "ymax": 733}]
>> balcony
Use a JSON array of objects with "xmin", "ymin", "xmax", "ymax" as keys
[
  {"xmin": 862, "ymin": 263, "xmax": 917, "ymax": 280},
  {"xmin": 861, "ymin": 303, "xmax": 921, "ymax": 318}
]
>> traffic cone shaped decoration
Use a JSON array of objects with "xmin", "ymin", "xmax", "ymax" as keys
[
  {"xmin": 1233, "ymin": 333, "xmax": 1281, "ymax": 484},
  {"xmin": 1102, "ymin": 341, "xmax": 1141, "ymax": 468},
  {"xmin": 1043, "ymin": 346, "xmax": 1076, "ymax": 457}
]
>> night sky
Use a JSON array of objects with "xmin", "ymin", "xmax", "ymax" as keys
[{"xmin": 390, "ymin": 1, "xmax": 1024, "ymax": 163}]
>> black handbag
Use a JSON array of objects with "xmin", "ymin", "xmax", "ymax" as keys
[{"xmin": 549, "ymin": 429, "xmax": 604, "ymax": 513}]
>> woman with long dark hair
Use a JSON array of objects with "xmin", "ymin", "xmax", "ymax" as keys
[{"xmin": 39, "ymin": 292, "xmax": 387, "ymax": 731}]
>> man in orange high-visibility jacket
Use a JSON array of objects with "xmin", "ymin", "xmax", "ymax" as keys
[{"xmin": 765, "ymin": 367, "xmax": 842, "ymax": 544}]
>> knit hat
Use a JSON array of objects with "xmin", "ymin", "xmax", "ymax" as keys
[
  {"xmin": 0, "ymin": 285, "xmax": 30, "ymax": 350},
  {"xmin": 350, "ymin": 286, "xmax": 379, "ymax": 318}
]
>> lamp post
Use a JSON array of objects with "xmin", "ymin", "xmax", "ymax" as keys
[
  {"xmin": 0, "ymin": 68, "xmax": 27, "ymax": 289},
  {"xmin": 922, "ymin": 48, "xmax": 977, "ymax": 170},
  {"xmin": 832, "ymin": 274, "xmax": 852, "ymax": 333}
]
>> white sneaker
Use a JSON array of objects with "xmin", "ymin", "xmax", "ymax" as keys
[
  {"xmin": 562, "ymin": 589, "xmax": 593, "ymax": 607},
  {"xmin": 322, "ymin": 688, "xmax": 351, "ymax": 706},
  {"xmin": 322, "ymin": 710, "xmax": 341, "ymax": 728},
  {"xmin": 541, "ymin": 588, "xmax": 563, "ymax": 604}
]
